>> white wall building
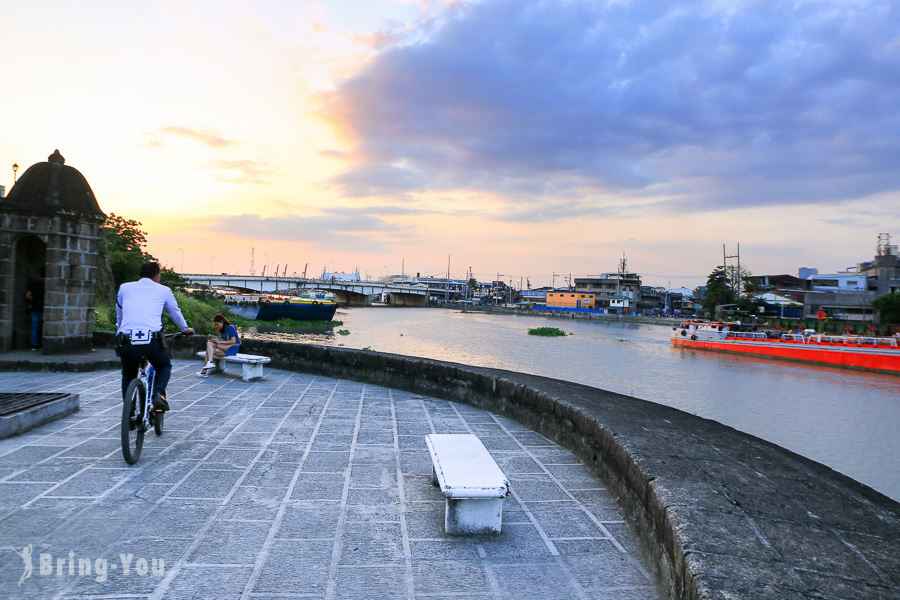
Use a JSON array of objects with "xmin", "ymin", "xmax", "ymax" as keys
[{"xmin": 806, "ymin": 273, "xmax": 867, "ymax": 292}]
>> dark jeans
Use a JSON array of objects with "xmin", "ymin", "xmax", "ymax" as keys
[
  {"xmin": 119, "ymin": 339, "xmax": 172, "ymax": 401},
  {"xmin": 30, "ymin": 312, "xmax": 44, "ymax": 348}
]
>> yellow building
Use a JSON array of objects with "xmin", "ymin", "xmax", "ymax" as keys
[{"xmin": 546, "ymin": 290, "xmax": 595, "ymax": 309}]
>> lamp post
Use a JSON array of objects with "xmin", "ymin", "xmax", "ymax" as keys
[
  {"xmin": 177, "ymin": 248, "xmax": 184, "ymax": 273},
  {"xmin": 12, "ymin": 163, "xmax": 18, "ymax": 184},
  {"xmin": 264, "ymin": 254, "xmax": 269, "ymax": 277}
]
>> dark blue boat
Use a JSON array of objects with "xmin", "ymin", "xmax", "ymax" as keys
[{"xmin": 224, "ymin": 295, "xmax": 338, "ymax": 322}]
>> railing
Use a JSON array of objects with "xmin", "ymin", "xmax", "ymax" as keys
[
  {"xmin": 727, "ymin": 332, "xmax": 768, "ymax": 340},
  {"xmin": 780, "ymin": 334, "xmax": 806, "ymax": 343},
  {"xmin": 782, "ymin": 334, "xmax": 898, "ymax": 348}
]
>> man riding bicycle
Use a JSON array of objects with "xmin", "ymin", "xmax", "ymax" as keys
[{"xmin": 116, "ymin": 262, "xmax": 194, "ymax": 412}]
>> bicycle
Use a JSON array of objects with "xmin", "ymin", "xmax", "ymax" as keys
[{"xmin": 120, "ymin": 332, "xmax": 188, "ymax": 465}]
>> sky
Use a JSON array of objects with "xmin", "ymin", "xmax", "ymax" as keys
[{"xmin": 2, "ymin": 0, "xmax": 899, "ymax": 289}]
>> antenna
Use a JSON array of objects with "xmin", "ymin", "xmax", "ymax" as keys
[{"xmin": 877, "ymin": 233, "xmax": 896, "ymax": 256}]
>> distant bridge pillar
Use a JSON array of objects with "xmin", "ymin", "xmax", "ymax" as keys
[
  {"xmin": 335, "ymin": 291, "xmax": 371, "ymax": 306},
  {"xmin": 387, "ymin": 293, "xmax": 427, "ymax": 307}
]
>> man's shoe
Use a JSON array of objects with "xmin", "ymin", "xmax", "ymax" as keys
[
  {"xmin": 151, "ymin": 393, "xmax": 170, "ymax": 412},
  {"xmin": 204, "ymin": 361, "xmax": 216, "ymax": 370},
  {"xmin": 195, "ymin": 370, "xmax": 209, "ymax": 378}
]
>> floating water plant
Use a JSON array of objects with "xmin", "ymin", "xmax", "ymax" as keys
[{"xmin": 528, "ymin": 327, "xmax": 567, "ymax": 337}]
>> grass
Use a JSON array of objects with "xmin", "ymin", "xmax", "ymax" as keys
[
  {"xmin": 337, "ymin": 329, "xmax": 350, "ymax": 336},
  {"xmin": 528, "ymin": 327, "xmax": 568, "ymax": 337},
  {"xmin": 94, "ymin": 292, "xmax": 342, "ymax": 336}
]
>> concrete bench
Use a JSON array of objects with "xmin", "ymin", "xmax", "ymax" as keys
[
  {"xmin": 196, "ymin": 352, "xmax": 271, "ymax": 381},
  {"xmin": 425, "ymin": 433, "xmax": 510, "ymax": 535}
]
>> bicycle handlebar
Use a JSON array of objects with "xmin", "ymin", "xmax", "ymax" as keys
[{"xmin": 165, "ymin": 330, "xmax": 194, "ymax": 339}]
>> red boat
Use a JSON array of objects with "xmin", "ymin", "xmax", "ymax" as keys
[{"xmin": 671, "ymin": 321, "xmax": 900, "ymax": 374}]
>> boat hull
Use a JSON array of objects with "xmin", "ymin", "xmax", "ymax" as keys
[
  {"xmin": 671, "ymin": 336, "xmax": 900, "ymax": 373},
  {"xmin": 225, "ymin": 301, "xmax": 338, "ymax": 322}
]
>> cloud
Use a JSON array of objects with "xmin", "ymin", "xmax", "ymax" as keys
[
  {"xmin": 319, "ymin": 0, "xmax": 900, "ymax": 215},
  {"xmin": 206, "ymin": 210, "xmax": 412, "ymax": 253},
  {"xmin": 158, "ymin": 126, "xmax": 235, "ymax": 147},
  {"xmin": 206, "ymin": 160, "xmax": 280, "ymax": 185}
]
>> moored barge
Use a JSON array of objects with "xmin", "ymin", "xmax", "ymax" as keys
[{"xmin": 671, "ymin": 321, "xmax": 900, "ymax": 374}]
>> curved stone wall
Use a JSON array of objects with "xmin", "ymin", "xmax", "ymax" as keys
[{"xmin": 112, "ymin": 333, "xmax": 899, "ymax": 599}]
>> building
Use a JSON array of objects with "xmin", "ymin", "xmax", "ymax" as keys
[
  {"xmin": 545, "ymin": 290, "xmax": 595, "ymax": 309},
  {"xmin": 807, "ymin": 273, "xmax": 867, "ymax": 292},
  {"xmin": 574, "ymin": 272, "xmax": 642, "ymax": 310},
  {"xmin": 0, "ymin": 150, "xmax": 106, "ymax": 353},
  {"xmin": 519, "ymin": 288, "xmax": 549, "ymax": 306},
  {"xmin": 859, "ymin": 233, "xmax": 900, "ymax": 296},
  {"xmin": 322, "ymin": 267, "xmax": 361, "ymax": 282}
]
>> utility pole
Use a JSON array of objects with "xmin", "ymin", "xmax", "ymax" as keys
[
  {"xmin": 445, "ymin": 254, "xmax": 450, "ymax": 302},
  {"xmin": 723, "ymin": 243, "xmax": 740, "ymax": 293}
]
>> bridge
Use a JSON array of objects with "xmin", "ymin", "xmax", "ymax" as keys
[{"xmin": 181, "ymin": 274, "xmax": 428, "ymax": 307}]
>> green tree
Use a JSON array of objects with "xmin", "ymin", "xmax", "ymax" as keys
[
  {"xmin": 100, "ymin": 213, "xmax": 186, "ymax": 290},
  {"xmin": 701, "ymin": 266, "xmax": 735, "ymax": 312},
  {"xmin": 873, "ymin": 292, "xmax": 900, "ymax": 324},
  {"xmin": 100, "ymin": 213, "xmax": 154, "ymax": 289}
]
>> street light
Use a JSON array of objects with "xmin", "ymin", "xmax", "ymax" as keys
[
  {"xmin": 12, "ymin": 163, "xmax": 18, "ymax": 184},
  {"xmin": 177, "ymin": 248, "xmax": 184, "ymax": 273},
  {"xmin": 264, "ymin": 254, "xmax": 269, "ymax": 276}
]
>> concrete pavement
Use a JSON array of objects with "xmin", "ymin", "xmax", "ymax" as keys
[{"xmin": 0, "ymin": 360, "xmax": 660, "ymax": 600}]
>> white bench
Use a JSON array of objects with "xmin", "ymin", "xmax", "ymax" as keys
[
  {"xmin": 425, "ymin": 433, "xmax": 510, "ymax": 535},
  {"xmin": 196, "ymin": 352, "xmax": 271, "ymax": 381}
]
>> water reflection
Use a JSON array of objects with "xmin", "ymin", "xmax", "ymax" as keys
[{"xmin": 242, "ymin": 307, "xmax": 900, "ymax": 501}]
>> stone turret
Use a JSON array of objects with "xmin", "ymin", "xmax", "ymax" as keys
[{"xmin": 0, "ymin": 150, "xmax": 107, "ymax": 353}]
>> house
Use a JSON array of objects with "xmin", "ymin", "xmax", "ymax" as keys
[
  {"xmin": 574, "ymin": 272, "xmax": 642, "ymax": 310},
  {"xmin": 545, "ymin": 290, "xmax": 596, "ymax": 309}
]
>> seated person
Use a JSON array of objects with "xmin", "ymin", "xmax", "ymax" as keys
[{"xmin": 196, "ymin": 314, "xmax": 240, "ymax": 377}]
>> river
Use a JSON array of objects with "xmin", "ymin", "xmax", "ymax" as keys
[{"xmin": 244, "ymin": 306, "xmax": 900, "ymax": 502}]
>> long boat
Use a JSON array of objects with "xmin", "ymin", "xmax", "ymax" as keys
[
  {"xmin": 223, "ymin": 292, "xmax": 338, "ymax": 322},
  {"xmin": 671, "ymin": 321, "xmax": 900, "ymax": 374}
]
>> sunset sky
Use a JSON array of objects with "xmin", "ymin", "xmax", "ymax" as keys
[{"xmin": 2, "ymin": 0, "xmax": 898, "ymax": 289}]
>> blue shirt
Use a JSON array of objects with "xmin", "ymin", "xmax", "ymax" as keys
[{"xmin": 221, "ymin": 325, "xmax": 240, "ymax": 356}]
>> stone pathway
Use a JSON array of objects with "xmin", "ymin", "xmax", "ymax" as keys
[{"xmin": 0, "ymin": 361, "xmax": 660, "ymax": 600}]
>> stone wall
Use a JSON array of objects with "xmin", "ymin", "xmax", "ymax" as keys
[
  {"xmin": 91, "ymin": 332, "xmax": 899, "ymax": 599},
  {"xmin": 0, "ymin": 208, "xmax": 103, "ymax": 353}
]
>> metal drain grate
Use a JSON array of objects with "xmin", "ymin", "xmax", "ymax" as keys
[{"xmin": 0, "ymin": 393, "xmax": 72, "ymax": 417}]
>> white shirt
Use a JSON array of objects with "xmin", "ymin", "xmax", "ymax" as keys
[{"xmin": 116, "ymin": 278, "xmax": 190, "ymax": 334}]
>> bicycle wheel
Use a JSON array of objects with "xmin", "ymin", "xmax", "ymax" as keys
[
  {"xmin": 153, "ymin": 408, "xmax": 164, "ymax": 436},
  {"xmin": 121, "ymin": 378, "xmax": 145, "ymax": 464}
]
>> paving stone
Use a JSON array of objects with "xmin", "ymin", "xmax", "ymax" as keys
[
  {"xmin": 333, "ymin": 565, "xmax": 407, "ymax": 599},
  {"xmin": 302, "ymin": 450, "xmax": 351, "ymax": 472},
  {"xmin": 339, "ymin": 522, "xmax": 404, "ymax": 564},
  {"xmin": 277, "ymin": 503, "xmax": 341, "ymax": 539},
  {"xmin": 161, "ymin": 564, "xmax": 253, "ymax": 599},
  {"xmin": 188, "ymin": 519, "xmax": 271, "ymax": 564},
  {"xmin": 253, "ymin": 540, "xmax": 333, "ymax": 593},
  {"xmin": 0, "ymin": 365, "xmax": 664, "ymax": 600},
  {"xmin": 492, "ymin": 561, "xmax": 589, "ymax": 599},
  {"xmin": 290, "ymin": 472, "xmax": 345, "ymax": 500},
  {"xmin": 44, "ymin": 468, "xmax": 132, "ymax": 498},
  {"xmin": 0, "ymin": 482, "xmax": 56, "ymax": 508},
  {"xmin": 478, "ymin": 523, "xmax": 556, "ymax": 559},
  {"xmin": 170, "ymin": 469, "xmax": 244, "ymax": 499}
]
